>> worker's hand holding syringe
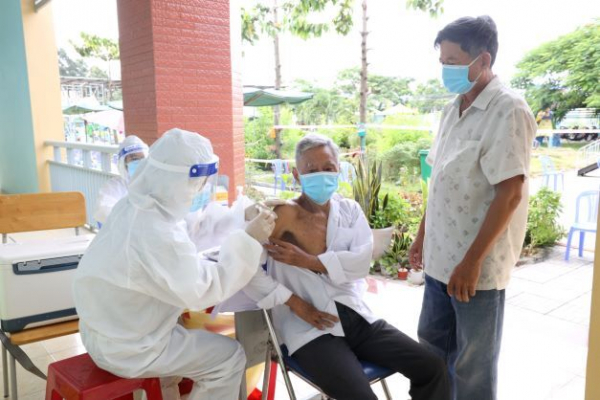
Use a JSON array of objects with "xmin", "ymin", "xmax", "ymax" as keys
[
  {"xmin": 244, "ymin": 206, "xmax": 277, "ymax": 244},
  {"xmin": 244, "ymin": 199, "xmax": 290, "ymax": 221}
]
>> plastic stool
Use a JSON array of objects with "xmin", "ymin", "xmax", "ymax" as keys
[{"xmin": 45, "ymin": 353, "xmax": 163, "ymax": 400}]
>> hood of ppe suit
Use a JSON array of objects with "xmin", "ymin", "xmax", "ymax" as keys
[
  {"xmin": 117, "ymin": 135, "xmax": 149, "ymax": 179},
  {"xmin": 127, "ymin": 128, "xmax": 217, "ymax": 221}
]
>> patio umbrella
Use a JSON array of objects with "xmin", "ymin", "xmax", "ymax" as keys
[
  {"xmin": 243, "ymin": 87, "xmax": 313, "ymax": 107},
  {"xmin": 82, "ymin": 110, "xmax": 125, "ymax": 132},
  {"xmin": 62, "ymin": 98, "xmax": 109, "ymax": 115}
]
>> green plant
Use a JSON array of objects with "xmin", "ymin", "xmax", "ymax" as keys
[
  {"xmin": 352, "ymin": 158, "xmax": 389, "ymax": 228},
  {"xmin": 373, "ymin": 190, "xmax": 413, "ymax": 230},
  {"xmin": 524, "ymin": 188, "xmax": 566, "ymax": 252},
  {"xmin": 378, "ymin": 230, "xmax": 413, "ymax": 275},
  {"xmin": 337, "ymin": 181, "xmax": 353, "ymax": 199}
]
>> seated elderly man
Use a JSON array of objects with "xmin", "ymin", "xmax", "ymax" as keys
[{"xmin": 244, "ymin": 134, "xmax": 449, "ymax": 400}]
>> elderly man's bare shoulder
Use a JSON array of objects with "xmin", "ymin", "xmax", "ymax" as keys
[
  {"xmin": 270, "ymin": 201, "xmax": 302, "ymax": 239},
  {"xmin": 273, "ymin": 200, "xmax": 301, "ymax": 222}
]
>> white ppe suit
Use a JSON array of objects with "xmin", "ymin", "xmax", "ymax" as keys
[
  {"xmin": 93, "ymin": 135, "xmax": 148, "ymax": 225},
  {"xmin": 73, "ymin": 128, "xmax": 263, "ymax": 400}
]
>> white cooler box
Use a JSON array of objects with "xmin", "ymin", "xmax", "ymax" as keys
[{"xmin": 0, "ymin": 234, "xmax": 94, "ymax": 333}]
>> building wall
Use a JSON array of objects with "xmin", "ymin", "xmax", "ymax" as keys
[
  {"xmin": 21, "ymin": 0, "xmax": 65, "ymax": 192},
  {"xmin": 117, "ymin": 0, "xmax": 245, "ymax": 201},
  {"xmin": 0, "ymin": 0, "xmax": 63, "ymax": 194},
  {"xmin": 0, "ymin": 0, "xmax": 38, "ymax": 193}
]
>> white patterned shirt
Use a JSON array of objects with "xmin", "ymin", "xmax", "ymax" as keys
[{"xmin": 424, "ymin": 77, "xmax": 536, "ymax": 290}]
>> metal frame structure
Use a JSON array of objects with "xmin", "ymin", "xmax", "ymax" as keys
[
  {"xmin": 60, "ymin": 77, "xmax": 123, "ymax": 107},
  {"xmin": 260, "ymin": 309, "xmax": 393, "ymax": 400}
]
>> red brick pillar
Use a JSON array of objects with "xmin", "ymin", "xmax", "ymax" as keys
[{"xmin": 117, "ymin": 0, "xmax": 244, "ymax": 201}]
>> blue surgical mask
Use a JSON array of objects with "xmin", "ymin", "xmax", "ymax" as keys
[
  {"xmin": 190, "ymin": 191, "xmax": 211, "ymax": 212},
  {"xmin": 299, "ymin": 172, "xmax": 339, "ymax": 205},
  {"xmin": 442, "ymin": 55, "xmax": 481, "ymax": 94},
  {"xmin": 127, "ymin": 160, "xmax": 141, "ymax": 178}
]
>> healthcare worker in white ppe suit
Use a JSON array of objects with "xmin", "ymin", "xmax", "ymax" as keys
[
  {"xmin": 93, "ymin": 135, "xmax": 149, "ymax": 225},
  {"xmin": 73, "ymin": 128, "xmax": 276, "ymax": 400}
]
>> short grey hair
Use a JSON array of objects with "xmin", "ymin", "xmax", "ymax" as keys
[{"xmin": 295, "ymin": 133, "xmax": 340, "ymax": 167}]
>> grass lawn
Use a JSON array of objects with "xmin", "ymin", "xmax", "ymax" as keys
[{"xmin": 530, "ymin": 141, "xmax": 587, "ymax": 176}]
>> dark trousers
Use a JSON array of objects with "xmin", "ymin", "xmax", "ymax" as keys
[{"xmin": 292, "ymin": 302, "xmax": 450, "ymax": 400}]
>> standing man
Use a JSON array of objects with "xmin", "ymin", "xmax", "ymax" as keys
[{"xmin": 409, "ymin": 16, "xmax": 536, "ymax": 400}]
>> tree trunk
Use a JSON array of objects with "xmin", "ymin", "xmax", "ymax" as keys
[
  {"xmin": 273, "ymin": 0, "xmax": 283, "ymax": 159},
  {"xmin": 359, "ymin": 0, "xmax": 368, "ymax": 125}
]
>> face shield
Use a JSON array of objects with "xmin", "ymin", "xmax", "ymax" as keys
[
  {"xmin": 145, "ymin": 155, "xmax": 219, "ymax": 212},
  {"xmin": 188, "ymin": 158, "xmax": 220, "ymax": 212},
  {"xmin": 118, "ymin": 144, "xmax": 149, "ymax": 179}
]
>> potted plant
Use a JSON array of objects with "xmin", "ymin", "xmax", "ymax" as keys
[
  {"xmin": 352, "ymin": 158, "xmax": 394, "ymax": 260},
  {"xmin": 392, "ymin": 231, "xmax": 424, "ymax": 285},
  {"xmin": 395, "ymin": 235, "xmax": 413, "ymax": 280},
  {"xmin": 397, "ymin": 264, "xmax": 409, "ymax": 280},
  {"xmin": 379, "ymin": 231, "xmax": 413, "ymax": 279}
]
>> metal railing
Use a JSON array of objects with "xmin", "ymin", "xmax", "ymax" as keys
[
  {"xmin": 578, "ymin": 138, "xmax": 600, "ymax": 168},
  {"xmin": 46, "ymin": 141, "xmax": 119, "ymax": 228}
]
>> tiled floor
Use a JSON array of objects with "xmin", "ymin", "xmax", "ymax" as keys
[
  {"xmin": 0, "ymin": 335, "xmax": 86, "ymax": 399},
  {"xmin": 0, "ymin": 246, "xmax": 593, "ymax": 399},
  {"xmin": 1, "ymin": 176, "xmax": 595, "ymax": 400}
]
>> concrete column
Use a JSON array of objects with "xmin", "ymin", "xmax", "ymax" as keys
[{"xmin": 117, "ymin": 0, "xmax": 245, "ymax": 201}]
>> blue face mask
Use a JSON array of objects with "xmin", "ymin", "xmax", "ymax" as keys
[
  {"xmin": 127, "ymin": 160, "xmax": 141, "ymax": 178},
  {"xmin": 299, "ymin": 172, "xmax": 339, "ymax": 205},
  {"xmin": 442, "ymin": 55, "xmax": 481, "ymax": 94},
  {"xmin": 190, "ymin": 190, "xmax": 211, "ymax": 213}
]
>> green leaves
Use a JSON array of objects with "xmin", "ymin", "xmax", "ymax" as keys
[
  {"xmin": 512, "ymin": 20, "xmax": 600, "ymax": 120},
  {"xmin": 241, "ymin": 0, "xmax": 356, "ymax": 45},
  {"xmin": 406, "ymin": 0, "xmax": 444, "ymax": 18},
  {"xmin": 334, "ymin": 67, "xmax": 414, "ymax": 115},
  {"xmin": 71, "ymin": 33, "xmax": 119, "ymax": 63},
  {"xmin": 524, "ymin": 187, "xmax": 566, "ymax": 252},
  {"xmin": 58, "ymin": 48, "xmax": 88, "ymax": 77},
  {"xmin": 353, "ymin": 158, "xmax": 390, "ymax": 228},
  {"xmin": 409, "ymin": 79, "xmax": 451, "ymax": 114}
]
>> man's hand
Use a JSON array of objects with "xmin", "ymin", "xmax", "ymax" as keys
[
  {"xmin": 408, "ymin": 238, "xmax": 424, "ymax": 271},
  {"xmin": 447, "ymin": 259, "xmax": 482, "ymax": 302},
  {"xmin": 409, "ymin": 215, "xmax": 426, "ymax": 271},
  {"xmin": 265, "ymin": 238, "xmax": 326, "ymax": 273},
  {"xmin": 286, "ymin": 295, "xmax": 339, "ymax": 330}
]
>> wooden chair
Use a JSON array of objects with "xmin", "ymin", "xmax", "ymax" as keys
[{"xmin": 0, "ymin": 191, "xmax": 87, "ymax": 400}]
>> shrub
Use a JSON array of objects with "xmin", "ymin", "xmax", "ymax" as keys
[
  {"xmin": 245, "ymin": 108, "xmax": 275, "ymax": 163},
  {"xmin": 524, "ymin": 188, "xmax": 566, "ymax": 252},
  {"xmin": 379, "ymin": 138, "xmax": 431, "ymax": 182}
]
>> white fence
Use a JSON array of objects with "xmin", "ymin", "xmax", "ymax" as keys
[{"xmin": 46, "ymin": 141, "xmax": 119, "ymax": 228}]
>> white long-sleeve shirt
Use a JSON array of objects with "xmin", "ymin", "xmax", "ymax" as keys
[{"xmin": 242, "ymin": 195, "xmax": 376, "ymax": 355}]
